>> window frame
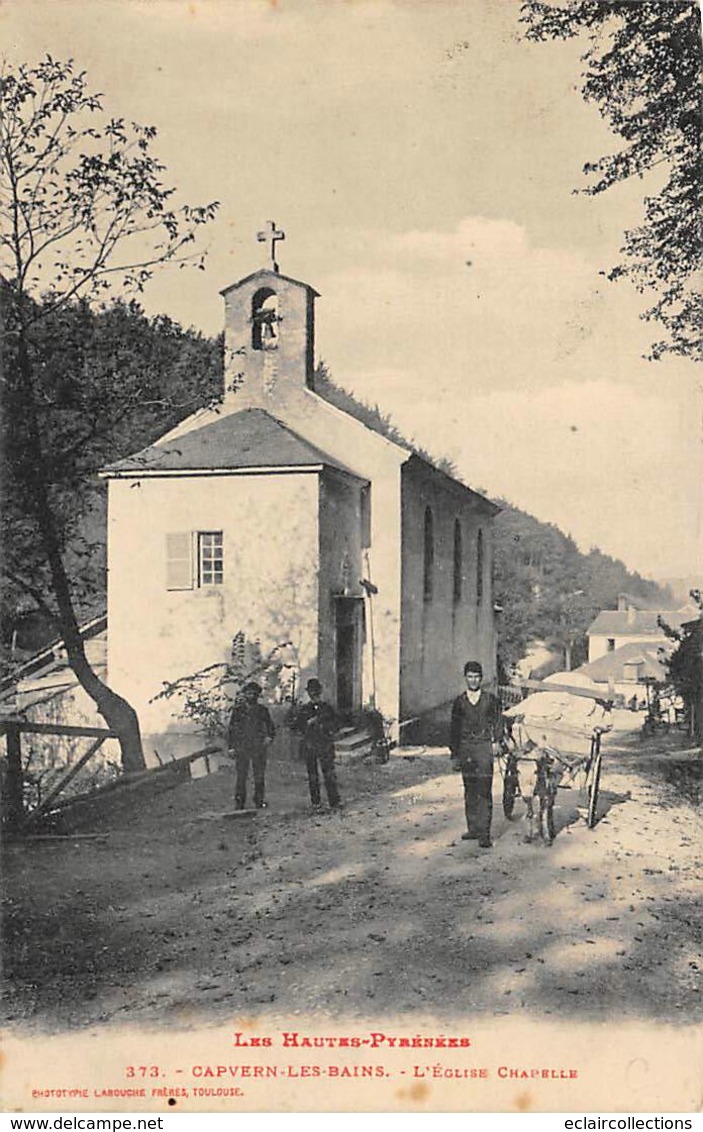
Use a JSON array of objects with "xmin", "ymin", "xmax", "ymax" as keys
[{"xmin": 197, "ymin": 530, "xmax": 224, "ymax": 587}]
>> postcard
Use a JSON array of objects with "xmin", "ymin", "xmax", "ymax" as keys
[{"xmin": 2, "ymin": 0, "xmax": 701, "ymax": 1115}]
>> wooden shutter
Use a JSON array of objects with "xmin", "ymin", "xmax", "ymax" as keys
[{"xmin": 165, "ymin": 532, "xmax": 193, "ymax": 590}]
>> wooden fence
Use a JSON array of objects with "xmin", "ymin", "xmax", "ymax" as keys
[
  {"xmin": 1, "ymin": 718, "xmax": 119, "ymax": 834},
  {"xmin": 0, "ymin": 718, "xmax": 218, "ymax": 835}
]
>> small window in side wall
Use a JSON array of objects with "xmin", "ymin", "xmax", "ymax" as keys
[
  {"xmin": 360, "ymin": 484, "xmax": 371, "ymax": 549},
  {"xmin": 607, "ymin": 638, "xmax": 616, "ymax": 652},
  {"xmin": 476, "ymin": 528, "xmax": 484, "ymax": 605},
  {"xmin": 453, "ymin": 519, "xmax": 463, "ymax": 604},
  {"xmin": 166, "ymin": 532, "xmax": 193, "ymax": 590},
  {"xmin": 198, "ymin": 531, "xmax": 224, "ymax": 586},
  {"xmin": 423, "ymin": 507, "xmax": 434, "ymax": 602}
]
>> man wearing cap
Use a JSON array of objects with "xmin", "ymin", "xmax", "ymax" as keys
[
  {"xmin": 228, "ymin": 681, "xmax": 275, "ymax": 810},
  {"xmin": 293, "ymin": 678, "xmax": 341, "ymax": 811},
  {"xmin": 449, "ymin": 661, "xmax": 503, "ymax": 848}
]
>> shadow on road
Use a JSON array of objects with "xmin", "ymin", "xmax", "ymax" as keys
[{"xmin": 2, "ymin": 744, "xmax": 701, "ymax": 1032}]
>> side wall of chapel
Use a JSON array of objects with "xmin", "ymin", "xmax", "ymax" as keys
[{"xmin": 399, "ymin": 461, "xmax": 497, "ymax": 728}]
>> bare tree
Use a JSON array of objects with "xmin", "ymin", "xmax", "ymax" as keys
[{"xmin": 1, "ymin": 57, "xmax": 219, "ymax": 770}]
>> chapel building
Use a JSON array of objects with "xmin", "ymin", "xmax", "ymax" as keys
[{"xmin": 102, "ymin": 241, "xmax": 499, "ymax": 755}]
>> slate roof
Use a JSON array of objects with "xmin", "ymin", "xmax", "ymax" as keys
[
  {"xmin": 103, "ymin": 408, "xmax": 361, "ymax": 478},
  {"xmin": 579, "ymin": 641, "xmax": 671, "ymax": 684},
  {"xmin": 587, "ymin": 608, "xmax": 695, "ymax": 637}
]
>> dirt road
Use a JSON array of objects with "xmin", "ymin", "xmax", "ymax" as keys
[{"xmin": 3, "ymin": 732, "xmax": 701, "ymax": 1034}]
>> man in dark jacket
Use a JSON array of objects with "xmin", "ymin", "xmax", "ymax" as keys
[
  {"xmin": 227, "ymin": 681, "xmax": 275, "ymax": 809},
  {"xmin": 293, "ymin": 678, "xmax": 341, "ymax": 811},
  {"xmin": 449, "ymin": 660, "xmax": 503, "ymax": 848}
]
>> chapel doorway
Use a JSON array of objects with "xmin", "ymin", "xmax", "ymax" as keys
[{"xmin": 335, "ymin": 597, "xmax": 363, "ymax": 718}]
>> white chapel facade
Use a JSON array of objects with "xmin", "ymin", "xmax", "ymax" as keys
[{"xmin": 103, "ymin": 233, "xmax": 499, "ymax": 755}]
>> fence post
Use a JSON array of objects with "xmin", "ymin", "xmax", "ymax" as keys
[{"xmin": 5, "ymin": 724, "xmax": 25, "ymax": 831}]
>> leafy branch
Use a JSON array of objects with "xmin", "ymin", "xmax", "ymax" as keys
[
  {"xmin": 520, "ymin": 1, "xmax": 702, "ymax": 361},
  {"xmin": 151, "ymin": 636, "xmax": 296, "ymax": 739}
]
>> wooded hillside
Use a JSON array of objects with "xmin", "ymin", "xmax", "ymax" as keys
[{"xmin": 2, "ymin": 296, "xmax": 671, "ymax": 675}]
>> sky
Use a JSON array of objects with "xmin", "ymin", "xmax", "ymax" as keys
[{"xmin": 4, "ymin": 0, "xmax": 702, "ymax": 581}]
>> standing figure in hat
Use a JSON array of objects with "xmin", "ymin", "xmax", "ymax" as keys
[
  {"xmin": 449, "ymin": 660, "xmax": 504, "ymax": 848},
  {"xmin": 293, "ymin": 678, "xmax": 341, "ymax": 811},
  {"xmin": 227, "ymin": 681, "xmax": 275, "ymax": 810}
]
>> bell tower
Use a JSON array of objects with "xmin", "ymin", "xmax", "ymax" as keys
[{"xmin": 221, "ymin": 222, "xmax": 318, "ymax": 407}]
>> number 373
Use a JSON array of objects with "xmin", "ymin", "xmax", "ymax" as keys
[{"xmin": 126, "ymin": 1066, "xmax": 161, "ymax": 1078}]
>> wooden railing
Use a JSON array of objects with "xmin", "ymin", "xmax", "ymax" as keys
[
  {"xmin": 500, "ymin": 677, "xmax": 621, "ymax": 711},
  {"xmin": 1, "ymin": 717, "xmax": 222, "ymax": 835},
  {"xmin": 0, "ymin": 718, "xmax": 117, "ymax": 833}
]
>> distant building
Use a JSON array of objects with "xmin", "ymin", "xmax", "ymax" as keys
[
  {"xmin": 586, "ymin": 596, "xmax": 698, "ymax": 664},
  {"xmin": 578, "ymin": 640, "xmax": 670, "ymax": 701}
]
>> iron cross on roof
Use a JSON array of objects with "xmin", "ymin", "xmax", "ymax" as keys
[{"xmin": 257, "ymin": 220, "xmax": 285, "ymax": 274}]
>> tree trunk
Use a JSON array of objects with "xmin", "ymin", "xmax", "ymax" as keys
[
  {"xmin": 63, "ymin": 636, "xmax": 145, "ymax": 773},
  {"xmin": 15, "ymin": 318, "xmax": 146, "ymax": 772}
]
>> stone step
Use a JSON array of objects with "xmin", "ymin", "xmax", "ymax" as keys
[
  {"xmin": 335, "ymin": 728, "xmax": 373, "ymax": 752},
  {"xmin": 334, "ymin": 728, "xmax": 377, "ymax": 762},
  {"xmin": 334, "ymin": 725, "xmax": 359, "ymax": 740}
]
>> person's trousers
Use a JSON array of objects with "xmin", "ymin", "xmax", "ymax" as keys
[
  {"xmin": 235, "ymin": 749, "xmax": 267, "ymax": 808},
  {"xmin": 305, "ymin": 748, "xmax": 340, "ymax": 807},
  {"xmin": 461, "ymin": 767, "xmax": 493, "ymax": 840}
]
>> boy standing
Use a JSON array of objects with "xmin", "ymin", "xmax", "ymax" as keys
[
  {"xmin": 449, "ymin": 661, "xmax": 503, "ymax": 848},
  {"xmin": 227, "ymin": 681, "xmax": 275, "ymax": 809},
  {"xmin": 294, "ymin": 679, "xmax": 341, "ymax": 811}
]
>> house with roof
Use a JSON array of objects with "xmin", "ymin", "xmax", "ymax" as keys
[
  {"xmin": 577, "ymin": 640, "xmax": 670, "ymax": 702},
  {"xmin": 586, "ymin": 600, "xmax": 698, "ymax": 664},
  {"xmin": 101, "ymin": 241, "xmax": 499, "ymax": 757}
]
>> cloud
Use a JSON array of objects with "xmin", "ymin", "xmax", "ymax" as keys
[
  {"xmin": 313, "ymin": 212, "xmax": 702, "ymax": 577},
  {"xmin": 387, "ymin": 216, "xmax": 531, "ymax": 265},
  {"xmin": 318, "ymin": 216, "xmax": 617, "ymax": 400}
]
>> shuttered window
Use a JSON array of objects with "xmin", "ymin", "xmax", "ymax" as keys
[{"xmin": 166, "ymin": 532, "xmax": 193, "ymax": 590}]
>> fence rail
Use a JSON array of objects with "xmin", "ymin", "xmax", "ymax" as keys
[
  {"xmin": 500, "ymin": 678, "xmax": 618, "ymax": 709},
  {"xmin": 1, "ymin": 718, "xmax": 217, "ymax": 836},
  {"xmin": 1, "ymin": 718, "xmax": 116, "ymax": 834},
  {"xmin": 0, "ymin": 719, "xmax": 118, "ymax": 738}
]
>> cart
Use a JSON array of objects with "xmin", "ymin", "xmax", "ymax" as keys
[{"xmin": 499, "ymin": 678, "xmax": 613, "ymax": 843}]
